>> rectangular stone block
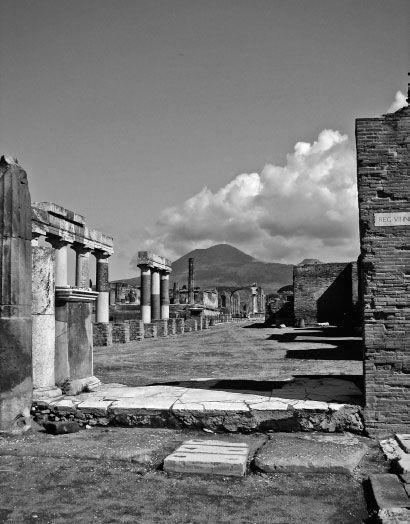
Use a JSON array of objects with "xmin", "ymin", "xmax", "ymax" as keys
[
  {"xmin": 163, "ymin": 439, "xmax": 249, "ymax": 477},
  {"xmin": 369, "ymin": 474, "xmax": 410, "ymax": 509}
]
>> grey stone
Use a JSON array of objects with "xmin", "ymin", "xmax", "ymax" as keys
[
  {"xmin": 369, "ymin": 474, "xmax": 410, "ymax": 510},
  {"xmin": 0, "ymin": 157, "xmax": 33, "ymax": 433},
  {"xmin": 254, "ymin": 432, "xmax": 368, "ymax": 473},
  {"xmin": 163, "ymin": 439, "xmax": 249, "ymax": 477},
  {"xmin": 43, "ymin": 421, "xmax": 80, "ymax": 435}
]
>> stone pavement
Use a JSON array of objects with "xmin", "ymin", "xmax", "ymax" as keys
[
  {"xmin": 32, "ymin": 376, "xmax": 364, "ymax": 433},
  {"xmin": 367, "ymin": 434, "xmax": 410, "ymax": 523}
]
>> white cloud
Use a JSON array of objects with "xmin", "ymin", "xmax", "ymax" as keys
[
  {"xmin": 387, "ymin": 90, "xmax": 408, "ymax": 113},
  {"xmin": 135, "ymin": 129, "xmax": 360, "ymax": 265}
]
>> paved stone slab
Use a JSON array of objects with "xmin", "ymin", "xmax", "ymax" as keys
[
  {"xmin": 163, "ymin": 439, "xmax": 250, "ymax": 477},
  {"xmin": 398, "ymin": 456, "xmax": 410, "ymax": 474},
  {"xmin": 396, "ymin": 434, "xmax": 410, "ymax": 454},
  {"xmin": 109, "ymin": 396, "xmax": 178, "ymax": 412},
  {"xmin": 369, "ymin": 474, "xmax": 410, "ymax": 510},
  {"xmin": 378, "ymin": 508, "xmax": 410, "ymax": 524},
  {"xmin": 77, "ymin": 399, "xmax": 113, "ymax": 415},
  {"xmin": 255, "ymin": 433, "xmax": 368, "ymax": 473}
]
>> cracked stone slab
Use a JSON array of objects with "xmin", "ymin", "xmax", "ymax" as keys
[
  {"xmin": 109, "ymin": 396, "xmax": 178, "ymax": 412},
  {"xmin": 163, "ymin": 439, "xmax": 250, "ymax": 477},
  {"xmin": 255, "ymin": 433, "xmax": 368, "ymax": 473}
]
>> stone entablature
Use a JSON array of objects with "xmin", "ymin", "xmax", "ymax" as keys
[
  {"xmin": 32, "ymin": 202, "xmax": 113, "ymax": 255},
  {"xmin": 136, "ymin": 251, "xmax": 171, "ymax": 272}
]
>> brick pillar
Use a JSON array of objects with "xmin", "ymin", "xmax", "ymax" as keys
[
  {"xmin": 356, "ymin": 92, "xmax": 410, "ymax": 437},
  {"xmin": 0, "ymin": 157, "xmax": 32, "ymax": 432},
  {"xmin": 160, "ymin": 272, "xmax": 170, "ymax": 319}
]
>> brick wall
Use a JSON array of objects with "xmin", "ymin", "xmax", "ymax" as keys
[
  {"xmin": 93, "ymin": 323, "xmax": 113, "ymax": 346},
  {"xmin": 293, "ymin": 262, "xmax": 359, "ymax": 326},
  {"xmin": 356, "ymin": 97, "xmax": 410, "ymax": 437}
]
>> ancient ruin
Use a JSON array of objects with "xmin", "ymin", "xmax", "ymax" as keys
[
  {"xmin": 0, "ymin": 157, "xmax": 33, "ymax": 432},
  {"xmin": 356, "ymin": 85, "xmax": 410, "ymax": 437},
  {"xmin": 293, "ymin": 260, "xmax": 360, "ymax": 327}
]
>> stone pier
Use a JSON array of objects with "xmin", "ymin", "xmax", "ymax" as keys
[
  {"xmin": 32, "ymin": 246, "xmax": 61, "ymax": 398},
  {"xmin": 0, "ymin": 157, "xmax": 32, "ymax": 432},
  {"xmin": 356, "ymin": 83, "xmax": 410, "ymax": 436}
]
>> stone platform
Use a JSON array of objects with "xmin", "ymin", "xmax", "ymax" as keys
[{"xmin": 32, "ymin": 377, "xmax": 364, "ymax": 433}]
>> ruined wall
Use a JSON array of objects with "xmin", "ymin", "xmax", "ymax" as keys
[
  {"xmin": 356, "ymin": 100, "xmax": 410, "ymax": 437},
  {"xmin": 293, "ymin": 262, "xmax": 359, "ymax": 326}
]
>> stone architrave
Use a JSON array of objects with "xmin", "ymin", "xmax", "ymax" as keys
[{"xmin": 0, "ymin": 156, "xmax": 32, "ymax": 432}]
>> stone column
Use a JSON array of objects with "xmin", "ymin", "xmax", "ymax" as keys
[
  {"xmin": 48, "ymin": 237, "xmax": 70, "ymax": 287},
  {"xmin": 188, "ymin": 257, "xmax": 194, "ymax": 303},
  {"xmin": 160, "ymin": 272, "xmax": 170, "ymax": 319},
  {"xmin": 0, "ymin": 157, "xmax": 32, "ymax": 432},
  {"xmin": 32, "ymin": 246, "xmax": 61, "ymax": 398},
  {"xmin": 95, "ymin": 251, "xmax": 110, "ymax": 323},
  {"xmin": 140, "ymin": 265, "xmax": 151, "ymax": 323},
  {"xmin": 72, "ymin": 244, "xmax": 91, "ymax": 288},
  {"xmin": 151, "ymin": 268, "xmax": 161, "ymax": 321}
]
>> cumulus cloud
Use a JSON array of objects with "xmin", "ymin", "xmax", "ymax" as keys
[
  {"xmin": 133, "ymin": 129, "xmax": 360, "ymax": 266},
  {"xmin": 387, "ymin": 90, "xmax": 408, "ymax": 113}
]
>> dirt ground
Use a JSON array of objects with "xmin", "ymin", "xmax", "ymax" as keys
[
  {"xmin": 0, "ymin": 426, "xmax": 384, "ymax": 524},
  {"xmin": 94, "ymin": 323, "xmax": 363, "ymax": 387}
]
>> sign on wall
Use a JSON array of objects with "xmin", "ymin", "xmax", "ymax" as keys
[{"xmin": 374, "ymin": 212, "xmax": 410, "ymax": 227}]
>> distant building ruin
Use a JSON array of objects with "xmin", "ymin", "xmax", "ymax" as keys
[{"xmin": 293, "ymin": 261, "xmax": 360, "ymax": 327}]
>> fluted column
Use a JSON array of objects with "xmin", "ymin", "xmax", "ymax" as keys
[
  {"xmin": 151, "ymin": 268, "xmax": 161, "ymax": 321},
  {"xmin": 0, "ymin": 156, "xmax": 32, "ymax": 432},
  {"xmin": 160, "ymin": 272, "xmax": 170, "ymax": 319},
  {"xmin": 140, "ymin": 265, "xmax": 151, "ymax": 323},
  {"xmin": 72, "ymin": 244, "xmax": 91, "ymax": 288},
  {"xmin": 95, "ymin": 250, "xmax": 110, "ymax": 323}
]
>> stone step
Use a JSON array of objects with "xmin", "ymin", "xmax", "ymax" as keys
[
  {"xmin": 32, "ymin": 383, "xmax": 364, "ymax": 434},
  {"xmin": 163, "ymin": 439, "xmax": 250, "ymax": 477}
]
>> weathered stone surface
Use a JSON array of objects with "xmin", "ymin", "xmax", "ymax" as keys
[
  {"xmin": 369, "ymin": 474, "xmax": 410, "ymax": 510},
  {"xmin": 0, "ymin": 157, "xmax": 33, "ymax": 432},
  {"xmin": 397, "ymin": 435, "xmax": 410, "ymax": 454},
  {"xmin": 255, "ymin": 433, "xmax": 368, "ymax": 473},
  {"xmin": 378, "ymin": 508, "xmax": 410, "ymax": 524},
  {"xmin": 163, "ymin": 439, "xmax": 249, "ymax": 477},
  {"xmin": 43, "ymin": 421, "xmax": 80, "ymax": 434},
  {"xmin": 32, "ymin": 246, "xmax": 57, "ymax": 392}
]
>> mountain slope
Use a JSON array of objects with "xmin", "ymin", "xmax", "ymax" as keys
[{"xmin": 114, "ymin": 244, "xmax": 293, "ymax": 293}]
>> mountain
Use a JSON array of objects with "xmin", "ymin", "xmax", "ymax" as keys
[{"xmin": 114, "ymin": 244, "xmax": 293, "ymax": 294}]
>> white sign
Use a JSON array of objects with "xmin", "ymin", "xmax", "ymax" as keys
[{"xmin": 374, "ymin": 212, "xmax": 410, "ymax": 227}]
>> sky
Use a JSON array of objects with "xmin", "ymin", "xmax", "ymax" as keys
[{"xmin": 0, "ymin": 0, "xmax": 408, "ymax": 280}]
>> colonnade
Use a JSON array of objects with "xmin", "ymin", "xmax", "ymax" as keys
[{"xmin": 137, "ymin": 251, "xmax": 171, "ymax": 324}]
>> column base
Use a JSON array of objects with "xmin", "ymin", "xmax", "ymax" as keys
[
  {"xmin": 33, "ymin": 386, "xmax": 63, "ymax": 400},
  {"xmin": 67, "ymin": 376, "xmax": 101, "ymax": 395}
]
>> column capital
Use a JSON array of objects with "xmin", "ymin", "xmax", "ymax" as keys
[
  {"xmin": 94, "ymin": 249, "xmax": 111, "ymax": 261},
  {"xmin": 47, "ymin": 234, "xmax": 72, "ymax": 249},
  {"xmin": 71, "ymin": 242, "xmax": 93, "ymax": 255}
]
